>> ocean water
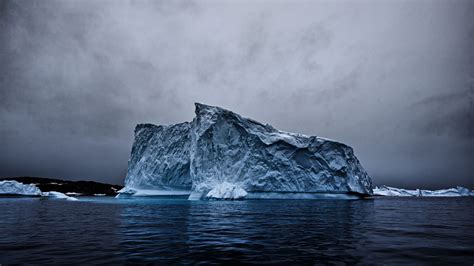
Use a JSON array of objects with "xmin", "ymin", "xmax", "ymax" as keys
[{"xmin": 0, "ymin": 197, "xmax": 473, "ymax": 264}]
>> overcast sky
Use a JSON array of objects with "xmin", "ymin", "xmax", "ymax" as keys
[{"xmin": 1, "ymin": 0, "xmax": 472, "ymax": 188}]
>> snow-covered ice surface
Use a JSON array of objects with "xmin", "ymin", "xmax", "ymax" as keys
[
  {"xmin": 373, "ymin": 186, "xmax": 473, "ymax": 197},
  {"xmin": 0, "ymin": 181, "xmax": 42, "ymax": 196},
  {"xmin": 120, "ymin": 103, "xmax": 374, "ymax": 199},
  {"xmin": 42, "ymin": 191, "xmax": 78, "ymax": 201}
]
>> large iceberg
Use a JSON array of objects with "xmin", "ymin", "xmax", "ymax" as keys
[
  {"xmin": 373, "ymin": 185, "xmax": 474, "ymax": 197},
  {"xmin": 120, "ymin": 103, "xmax": 374, "ymax": 200},
  {"xmin": 0, "ymin": 180, "xmax": 42, "ymax": 196}
]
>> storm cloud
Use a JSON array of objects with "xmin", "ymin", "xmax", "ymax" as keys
[{"xmin": 0, "ymin": 0, "xmax": 473, "ymax": 188}]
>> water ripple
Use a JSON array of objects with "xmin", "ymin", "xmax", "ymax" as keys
[{"xmin": 0, "ymin": 197, "xmax": 473, "ymax": 264}]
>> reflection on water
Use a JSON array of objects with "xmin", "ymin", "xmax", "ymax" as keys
[{"xmin": 0, "ymin": 197, "xmax": 473, "ymax": 264}]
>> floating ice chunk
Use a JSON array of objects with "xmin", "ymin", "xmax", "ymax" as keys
[
  {"xmin": 43, "ymin": 191, "xmax": 78, "ymax": 201},
  {"xmin": 205, "ymin": 182, "xmax": 248, "ymax": 200},
  {"xmin": 0, "ymin": 180, "xmax": 42, "ymax": 196},
  {"xmin": 419, "ymin": 186, "xmax": 472, "ymax": 197},
  {"xmin": 373, "ymin": 186, "xmax": 419, "ymax": 197},
  {"xmin": 94, "ymin": 194, "xmax": 106, "ymax": 196}
]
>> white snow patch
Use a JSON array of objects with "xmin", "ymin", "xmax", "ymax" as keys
[
  {"xmin": 65, "ymin": 192, "xmax": 82, "ymax": 196},
  {"xmin": 206, "ymin": 182, "xmax": 248, "ymax": 200},
  {"xmin": 0, "ymin": 180, "xmax": 42, "ymax": 196}
]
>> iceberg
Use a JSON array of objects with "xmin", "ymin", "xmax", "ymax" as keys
[
  {"xmin": 372, "ymin": 186, "xmax": 420, "ymax": 197},
  {"xmin": 120, "ymin": 103, "xmax": 374, "ymax": 200},
  {"xmin": 0, "ymin": 180, "xmax": 42, "ymax": 196},
  {"xmin": 373, "ymin": 185, "xmax": 473, "ymax": 197}
]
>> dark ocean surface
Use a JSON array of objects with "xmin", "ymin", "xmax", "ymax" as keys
[{"xmin": 0, "ymin": 197, "xmax": 473, "ymax": 265}]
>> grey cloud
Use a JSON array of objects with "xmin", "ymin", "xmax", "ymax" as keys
[{"xmin": 410, "ymin": 88, "xmax": 474, "ymax": 139}]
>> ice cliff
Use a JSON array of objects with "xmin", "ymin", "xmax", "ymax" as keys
[
  {"xmin": 125, "ymin": 123, "xmax": 192, "ymax": 191},
  {"xmin": 120, "ymin": 103, "xmax": 374, "ymax": 199}
]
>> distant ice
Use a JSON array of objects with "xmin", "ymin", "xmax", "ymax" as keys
[
  {"xmin": 0, "ymin": 180, "xmax": 42, "ymax": 196},
  {"xmin": 374, "ymin": 186, "xmax": 473, "ymax": 197},
  {"xmin": 65, "ymin": 192, "xmax": 82, "ymax": 196},
  {"xmin": 116, "ymin": 187, "xmax": 191, "ymax": 198}
]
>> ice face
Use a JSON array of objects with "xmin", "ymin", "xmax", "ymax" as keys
[
  {"xmin": 0, "ymin": 180, "xmax": 42, "ymax": 196},
  {"xmin": 124, "ymin": 123, "xmax": 192, "ymax": 190},
  {"xmin": 373, "ymin": 185, "xmax": 473, "ymax": 197},
  {"xmin": 121, "ymin": 103, "xmax": 374, "ymax": 199}
]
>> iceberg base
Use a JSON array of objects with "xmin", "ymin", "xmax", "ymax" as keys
[{"xmin": 245, "ymin": 192, "xmax": 364, "ymax": 200}]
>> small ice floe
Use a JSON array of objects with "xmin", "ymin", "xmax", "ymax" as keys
[
  {"xmin": 94, "ymin": 194, "xmax": 106, "ymax": 196},
  {"xmin": 42, "ymin": 191, "xmax": 78, "ymax": 201},
  {"xmin": 0, "ymin": 180, "xmax": 42, "ymax": 196}
]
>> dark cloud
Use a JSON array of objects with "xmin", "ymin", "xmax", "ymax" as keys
[
  {"xmin": 411, "ymin": 89, "xmax": 474, "ymax": 139},
  {"xmin": 0, "ymin": 0, "xmax": 473, "ymax": 188}
]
